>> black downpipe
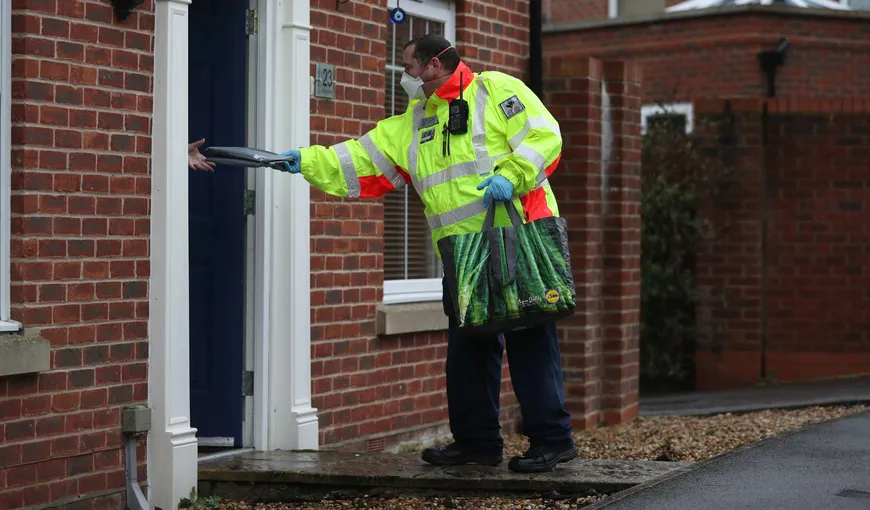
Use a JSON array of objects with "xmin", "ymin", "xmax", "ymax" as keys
[
  {"xmin": 529, "ymin": 0, "xmax": 543, "ymax": 97},
  {"xmin": 759, "ymin": 100, "xmax": 770, "ymax": 382},
  {"xmin": 756, "ymin": 37, "xmax": 787, "ymax": 382}
]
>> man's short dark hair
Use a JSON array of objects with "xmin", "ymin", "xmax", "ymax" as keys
[{"xmin": 404, "ymin": 34, "xmax": 460, "ymax": 72}]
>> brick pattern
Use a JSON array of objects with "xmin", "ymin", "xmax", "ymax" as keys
[
  {"xmin": 543, "ymin": 58, "xmax": 604, "ymax": 429},
  {"xmin": 544, "ymin": 11, "xmax": 870, "ymax": 102},
  {"xmin": 599, "ymin": 63, "xmax": 642, "ymax": 424},
  {"xmin": 694, "ymin": 98, "xmax": 870, "ymax": 389},
  {"xmin": 544, "ymin": 0, "xmax": 607, "ymax": 24},
  {"xmin": 693, "ymin": 99, "xmax": 765, "ymax": 390},
  {"xmin": 308, "ymin": 0, "xmax": 531, "ymax": 448},
  {"xmin": 543, "ymin": 57, "xmax": 642, "ymax": 428},
  {"xmin": 455, "ymin": 0, "xmax": 530, "ymax": 80},
  {"xmin": 1, "ymin": 0, "xmax": 154, "ymax": 506}
]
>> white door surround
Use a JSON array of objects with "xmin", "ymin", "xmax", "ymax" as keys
[{"xmin": 148, "ymin": 0, "xmax": 317, "ymax": 506}]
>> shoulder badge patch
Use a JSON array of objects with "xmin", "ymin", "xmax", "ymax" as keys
[{"xmin": 499, "ymin": 95, "xmax": 525, "ymax": 119}]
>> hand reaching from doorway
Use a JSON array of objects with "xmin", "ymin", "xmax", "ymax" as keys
[{"xmin": 189, "ymin": 138, "xmax": 217, "ymax": 172}]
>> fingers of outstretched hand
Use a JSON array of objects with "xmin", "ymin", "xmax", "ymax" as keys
[{"xmin": 191, "ymin": 160, "xmax": 214, "ymax": 172}]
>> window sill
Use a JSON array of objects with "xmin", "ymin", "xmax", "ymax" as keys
[
  {"xmin": 0, "ymin": 320, "xmax": 21, "ymax": 333},
  {"xmin": 0, "ymin": 333, "xmax": 50, "ymax": 377},
  {"xmin": 376, "ymin": 301, "xmax": 448, "ymax": 336}
]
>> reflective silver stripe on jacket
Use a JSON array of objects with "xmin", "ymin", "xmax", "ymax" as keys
[
  {"xmin": 333, "ymin": 141, "xmax": 360, "ymax": 198},
  {"xmin": 360, "ymin": 132, "xmax": 404, "ymax": 189},
  {"xmin": 473, "ymin": 77, "xmax": 494, "ymax": 175},
  {"xmin": 509, "ymin": 116, "xmax": 562, "ymax": 150},
  {"xmin": 407, "ymin": 100, "xmax": 427, "ymax": 182},
  {"xmin": 418, "ymin": 160, "xmax": 478, "ymax": 196},
  {"xmin": 514, "ymin": 144, "xmax": 549, "ymax": 186},
  {"xmin": 427, "ymin": 199, "xmax": 488, "ymax": 230},
  {"xmin": 428, "ymin": 179, "xmax": 551, "ymax": 230},
  {"xmin": 416, "ymin": 153, "xmax": 509, "ymax": 196}
]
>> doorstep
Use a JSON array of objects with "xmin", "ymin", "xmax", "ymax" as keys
[{"xmin": 197, "ymin": 450, "xmax": 691, "ymax": 501}]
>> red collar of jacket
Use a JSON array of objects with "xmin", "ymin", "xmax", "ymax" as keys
[{"xmin": 433, "ymin": 61, "xmax": 475, "ymax": 101}]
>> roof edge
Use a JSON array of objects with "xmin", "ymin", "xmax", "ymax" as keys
[{"xmin": 543, "ymin": 4, "xmax": 870, "ymax": 34}]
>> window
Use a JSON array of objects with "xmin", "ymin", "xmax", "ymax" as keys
[
  {"xmin": 641, "ymin": 103, "xmax": 694, "ymax": 135},
  {"xmin": 0, "ymin": 0, "xmax": 15, "ymax": 331},
  {"xmin": 383, "ymin": 0, "xmax": 455, "ymax": 305}
]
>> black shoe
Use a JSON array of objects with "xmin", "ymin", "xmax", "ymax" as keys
[
  {"xmin": 508, "ymin": 442, "xmax": 578, "ymax": 473},
  {"xmin": 421, "ymin": 442, "xmax": 503, "ymax": 466}
]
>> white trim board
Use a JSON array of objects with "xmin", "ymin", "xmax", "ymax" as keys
[
  {"xmin": 383, "ymin": 278, "xmax": 442, "ymax": 305},
  {"xmin": 250, "ymin": 0, "xmax": 318, "ymax": 452},
  {"xmin": 0, "ymin": 0, "xmax": 18, "ymax": 332},
  {"xmin": 148, "ymin": 0, "xmax": 198, "ymax": 507}
]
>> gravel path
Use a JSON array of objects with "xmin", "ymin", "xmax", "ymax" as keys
[{"xmin": 201, "ymin": 405, "xmax": 867, "ymax": 510}]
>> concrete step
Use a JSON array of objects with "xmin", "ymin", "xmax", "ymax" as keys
[{"xmin": 198, "ymin": 450, "xmax": 690, "ymax": 502}]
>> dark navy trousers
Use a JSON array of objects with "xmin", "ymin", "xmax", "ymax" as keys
[{"xmin": 442, "ymin": 279, "xmax": 573, "ymax": 453}]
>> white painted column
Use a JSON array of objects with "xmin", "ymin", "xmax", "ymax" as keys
[
  {"xmin": 148, "ymin": 0, "xmax": 198, "ymax": 507},
  {"xmin": 252, "ymin": 0, "xmax": 318, "ymax": 451}
]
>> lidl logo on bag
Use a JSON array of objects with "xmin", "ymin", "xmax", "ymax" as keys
[{"xmin": 545, "ymin": 289, "xmax": 561, "ymax": 304}]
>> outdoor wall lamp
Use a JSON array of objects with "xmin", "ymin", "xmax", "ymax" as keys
[{"xmin": 111, "ymin": 0, "xmax": 146, "ymax": 22}]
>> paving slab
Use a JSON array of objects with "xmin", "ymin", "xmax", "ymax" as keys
[
  {"xmin": 586, "ymin": 411, "xmax": 870, "ymax": 510},
  {"xmin": 640, "ymin": 376, "xmax": 870, "ymax": 417},
  {"xmin": 198, "ymin": 450, "xmax": 690, "ymax": 501}
]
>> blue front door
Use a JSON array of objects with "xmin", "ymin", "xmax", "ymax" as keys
[{"xmin": 188, "ymin": 0, "xmax": 248, "ymax": 447}]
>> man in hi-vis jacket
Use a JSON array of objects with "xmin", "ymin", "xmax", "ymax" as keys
[{"xmin": 281, "ymin": 34, "xmax": 576, "ymax": 473}]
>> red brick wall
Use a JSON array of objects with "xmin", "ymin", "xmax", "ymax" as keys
[
  {"xmin": 543, "ymin": 57, "xmax": 642, "ymax": 428},
  {"xmin": 308, "ymin": 0, "xmax": 529, "ymax": 449},
  {"xmin": 694, "ymin": 98, "xmax": 870, "ymax": 389},
  {"xmin": 544, "ymin": 11, "xmax": 870, "ymax": 103},
  {"xmin": 543, "ymin": 0, "xmax": 607, "ymax": 25},
  {"xmin": 1, "ymin": 0, "xmax": 153, "ymax": 507},
  {"xmin": 457, "ymin": 0, "xmax": 530, "ymax": 79}
]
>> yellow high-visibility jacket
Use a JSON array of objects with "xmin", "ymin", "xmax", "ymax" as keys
[{"xmin": 299, "ymin": 61, "xmax": 562, "ymax": 255}]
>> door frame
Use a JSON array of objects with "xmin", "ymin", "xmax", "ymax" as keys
[
  {"xmin": 149, "ymin": 0, "xmax": 318, "ymax": 506},
  {"xmin": 245, "ymin": 0, "xmax": 319, "ymax": 452}
]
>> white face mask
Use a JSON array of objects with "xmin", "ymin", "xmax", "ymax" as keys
[{"xmin": 400, "ymin": 72, "xmax": 426, "ymax": 101}]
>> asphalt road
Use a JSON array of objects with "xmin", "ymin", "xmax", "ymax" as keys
[{"xmin": 590, "ymin": 411, "xmax": 870, "ymax": 510}]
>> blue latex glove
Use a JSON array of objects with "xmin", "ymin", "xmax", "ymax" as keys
[
  {"xmin": 477, "ymin": 174, "xmax": 514, "ymax": 208},
  {"xmin": 280, "ymin": 149, "xmax": 301, "ymax": 174}
]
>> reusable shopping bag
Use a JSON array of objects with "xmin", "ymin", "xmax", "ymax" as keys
[{"xmin": 438, "ymin": 201, "xmax": 576, "ymax": 333}]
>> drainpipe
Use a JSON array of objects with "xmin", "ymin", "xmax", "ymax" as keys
[
  {"xmin": 122, "ymin": 405, "xmax": 151, "ymax": 510},
  {"xmin": 756, "ymin": 37, "xmax": 788, "ymax": 382},
  {"xmin": 529, "ymin": 0, "xmax": 543, "ymax": 97}
]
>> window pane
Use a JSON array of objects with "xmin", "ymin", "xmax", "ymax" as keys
[
  {"xmin": 647, "ymin": 114, "xmax": 687, "ymax": 134},
  {"xmin": 383, "ymin": 13, "xmax": 445, "ymax": 281}
]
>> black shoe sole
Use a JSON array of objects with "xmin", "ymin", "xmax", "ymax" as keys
[
  {"xmin": 421, "ymin": 451, "xmax": 503, "ymax": 467},
  {"xmin": 507, "ymin": 446, "xmax": 579, "ymax": 473}
]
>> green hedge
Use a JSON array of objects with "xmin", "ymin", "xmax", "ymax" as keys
[{"xmin": 640, "ymin": 118, "xmax": 730, "ymax": 393}]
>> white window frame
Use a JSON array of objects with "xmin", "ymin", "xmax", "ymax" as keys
[
  {"xmin": 641, "ymin": 102, "xmax": 694, "ymax": 135},
  {"xmin": 0, "ymin": 0, "xmax": 17, "ymax": 332},
  {"xmin": 383, "ymin": 0, "xmax": 455, "ymax": 305},
  {"xmin": 609, "ymin": 0, "xmax": 619, "ymax": 17}
]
